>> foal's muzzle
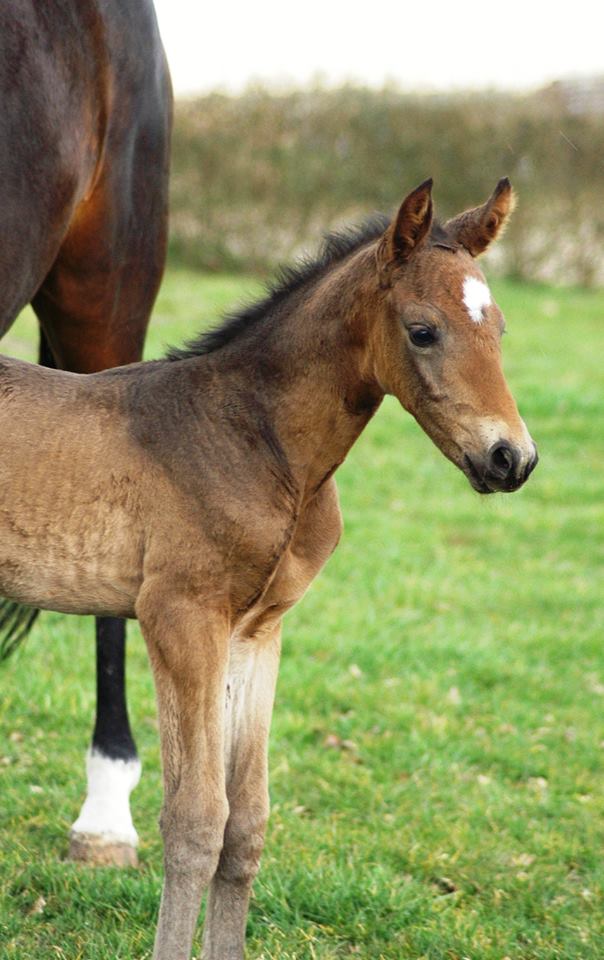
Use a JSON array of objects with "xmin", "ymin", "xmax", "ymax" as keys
[{"xmin": 464, "ymin": 441, "xmax": 539, "ymax": 494}]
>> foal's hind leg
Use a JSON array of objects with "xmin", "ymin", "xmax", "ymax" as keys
[
  {"xmin": 137, "ymin": 590, "xmax": 231, "ymax": 960},
  {"xmin": 202, "ymin": 624, "xmax": 282, "ymax": 960}
]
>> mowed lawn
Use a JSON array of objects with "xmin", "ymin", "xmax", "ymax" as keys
[{"xmin": 1, "ymin": 271, "xmax": 603, "ymax": 960}]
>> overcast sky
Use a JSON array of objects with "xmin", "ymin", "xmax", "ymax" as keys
[{"xmin": 154, "ymin": 1, "xmax": 602, "ymax": 96}]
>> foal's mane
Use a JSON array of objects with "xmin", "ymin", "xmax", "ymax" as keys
[
  {"xmin": 167, "ymin": 215, "xmax": 390, "ymax": 361},
  {"xmin": 167, "ymin": 216, "xmax": 454, "ymax": 361}
]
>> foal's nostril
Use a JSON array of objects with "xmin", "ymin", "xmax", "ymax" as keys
[
  {"xmin": 488, "ymin": 441, "xmax": 516, "ymax": 479},
  {"xmin": 522, "ymin": 448, "xmax": 539, "ymax": 483}
]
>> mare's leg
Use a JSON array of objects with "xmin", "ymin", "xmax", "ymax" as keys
[
  {"xmin": 69, "ymin": 617, "xmax": 141, "ymax": 866},
  {"xmin": 203, "ymin": 624, "xmax": 282, "ymax": 960},
  {"xmin": 137, "ymin": 589, "xmax": 231, "ymax": 960},
  {"xmin": 37, "ymin": 330, "xmax": 143, "ymax": 865},
  {"xmin": 36, "ymin": 328, "xmax": 148, "ymax": 866},
  {"xmin": 31, "ymin": 100, "xmax": 170, "ymax": 863}
]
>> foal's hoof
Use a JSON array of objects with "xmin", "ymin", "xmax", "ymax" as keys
[{"xmin": 67, "ymin": 831, "xmax": 138, "ymax": 867}]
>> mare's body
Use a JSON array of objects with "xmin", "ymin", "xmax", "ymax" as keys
[
  {"xmin": 0, "ymin": 0, "xmax": 172, "ymax": 863},
  {"xmin": 0, "ymin": 181, "xmax": 537, "ymax": 959}
]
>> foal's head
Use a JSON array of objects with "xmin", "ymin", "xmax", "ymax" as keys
[{"xmin": 370, "ymin": 179, "xmax": 537, "ymax": 493}]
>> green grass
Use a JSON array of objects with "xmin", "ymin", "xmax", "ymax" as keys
[{"xmin": 1, "ymin": 273, "xmax": 604, "ymax": 959}]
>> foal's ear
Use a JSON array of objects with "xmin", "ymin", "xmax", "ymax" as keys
[
  {"xmin": 378, "ymin": 178, "xmax": 434, "ymax": 276},
  {"xmin": 445, "ymin": 178, "xmax": 516, "ymax": 257}
]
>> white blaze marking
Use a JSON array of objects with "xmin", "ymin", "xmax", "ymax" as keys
[
  {"xmin": 70, "ymin": 749, "xmax": 141, "ymax": 846},
  {"xmin": 463, "ymin": 275, "xmax": 492, "ymax": 325}
]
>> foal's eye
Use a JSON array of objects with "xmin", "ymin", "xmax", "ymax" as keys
[{"xmin": 408, "ymin": 325, "xmax": 437, "ymax": 347}]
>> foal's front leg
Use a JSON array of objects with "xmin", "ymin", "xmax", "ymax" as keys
[
  {"xmin": 137, "ymin": 591, "xmax": 231, "ymax": 960},
  {"xmin": 202, "ymin": 623, "xmax": 282, "ymax": 960}
]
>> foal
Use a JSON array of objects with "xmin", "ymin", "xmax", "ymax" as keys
[{"xmin": 0, "ymin": 180, "xmax": 537, "ymax": 959}]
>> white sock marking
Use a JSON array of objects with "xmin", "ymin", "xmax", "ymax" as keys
[
  {"xmin": 463, "ymin": 275, "xmax": 492, "ymax": 324},
  {"xmin": 71, "ymin": 749, "xmax": 141, "ymax": 846}
]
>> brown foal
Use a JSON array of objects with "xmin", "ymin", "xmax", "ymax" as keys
[{"xmin": 0, "ymin": 180, "xmax": 537, "ymax": 959}]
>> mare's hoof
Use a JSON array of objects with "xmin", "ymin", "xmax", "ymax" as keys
[{"xmin": 67, "ymin": 831, "xmax": 138, "ymax": 867}]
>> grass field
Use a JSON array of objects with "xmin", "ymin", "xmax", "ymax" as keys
[{"xmin": 1, "ymin": 271, "xmax": 604, "ymax": 959}]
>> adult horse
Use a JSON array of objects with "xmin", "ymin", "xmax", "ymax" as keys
[
  {"xmin": 0, "ymin": 0, "xmax": 172, "ymax": 865},
  {"xmin": 0, "ymin": 179, "xmax": 538, "ymax": 958}
]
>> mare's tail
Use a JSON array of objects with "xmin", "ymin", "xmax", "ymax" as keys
[{"xmin": 0, "ymin": 601, "xmax": 40, "ymax": 661}]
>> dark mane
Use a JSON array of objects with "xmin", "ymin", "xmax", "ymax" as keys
[
  {"xmin": 166, "ymin": 215, "xmax": 454, "ymax": 361},
  {"xmin": 166, "ymin": 215, "xmax": 390, "ymax": 361}
]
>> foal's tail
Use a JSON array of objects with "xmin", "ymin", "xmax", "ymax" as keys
[{"xmin": 0, "ymin": 601, "xmax": 40, "ymax": 661}]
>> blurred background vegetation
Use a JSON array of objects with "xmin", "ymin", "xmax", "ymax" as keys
[{"xmin": 168, "ymin": 79, "xmax": 604, "ymax": 285}]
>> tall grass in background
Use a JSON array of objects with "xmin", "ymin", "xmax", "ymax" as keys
[{"xmin": 170, "ymin": 84, "xmax": 604, "ymax": 285}]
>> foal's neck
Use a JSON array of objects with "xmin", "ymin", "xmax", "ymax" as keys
[{"xmin": 228, "ymin": 247, "xmax": 384, "ymax": 501}]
